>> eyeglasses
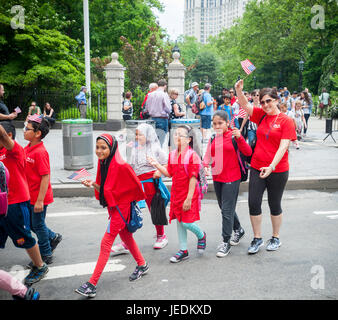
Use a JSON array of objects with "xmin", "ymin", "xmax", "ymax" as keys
[
  {"xmin": 174, "ymin": 133, "xmax": 189, "ymax": 138},
  {"xmin": 260, "ymin": 99, "xmax": 273, "ymax": 105},
  {"xmin": 254, "ymin": 94, "xmax": 260, "ymax": 97},
  {"xmin": 23, "ymin": 126, "xmax": 35, "ymax": 132}
]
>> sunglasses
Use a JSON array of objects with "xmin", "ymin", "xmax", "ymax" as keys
[
  {"xmin": 23, "ymin": 126, "xmax": 35, "ymax": 132},
  {"xmin": 260, "ymin": 99, "xmax": 273, "ymax": 105}
]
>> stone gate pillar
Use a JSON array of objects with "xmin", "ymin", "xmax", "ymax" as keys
[
  {"xmin": 104, "ymin": 52, "xmax": 125, "ymax": 130},
  {"xmin": 167, "ymin": 51, "xmax": 185, "ymax": 106}
]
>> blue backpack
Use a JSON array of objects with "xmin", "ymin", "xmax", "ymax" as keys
[{"xmin": 116, "ymin": 201, "xmax": 143, "ymax": 233}]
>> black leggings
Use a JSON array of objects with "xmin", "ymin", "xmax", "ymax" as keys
[{"xmin": 248, "ymin": 168, "xmax": 289, "ymax": 216}]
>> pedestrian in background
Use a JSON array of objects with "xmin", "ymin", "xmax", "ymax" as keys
[
  {"xmin": 319, "ymin": 88, "xmax": 330, "ymax": 120},
  {"xmin": 185, "ymin": 82, "xmax": 199, "ymax": 119},
  {"xmin": 43, "ymin": 102, "xmax": 56, "ymax": 128},
  {"xmin": 122, "ymin": 91, "xmax": 133, "ymax": 121},
  {"xmin": 75, "ymin": 86, "xmax": 87, "ymax": 119},
  {"xmin": 144, "ymin": 79, "xmax": 172, "ymax": 146},
  {"xmin": 0, "ymin": 84, "xmax": 17, "ymax": 123}
]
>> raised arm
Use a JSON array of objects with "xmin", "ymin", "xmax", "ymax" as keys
[{"xmin": 235, "ymin": 79, "xmax": 253, "ymax": 116}]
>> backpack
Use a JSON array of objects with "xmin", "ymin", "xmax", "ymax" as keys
[
  {"xmin": 122, "ymin": 100, "xmax": 132, "ymax": 115},
  {"xmin": 193, "ymin": 92, "xmax": 206, "ymax": 114},
  {"xmin": 210, "ymin": 134, "xmax": 248, "ymax": 182},
  {"xmin": 116, "ymin": 201, "xmax": 143, "ymax": 233},
  {"xmin": 180, "ymin": 149, "xmax": 208, "ymax": 199},
  {"xmin": 247, "ymin": 114, "xmax": 266, "ymax": 164},
  {"xmin": 150, "ymin": 179, "xmax": 168, "ymax": 226},
  {"xmin": 0, "ymin": 161, "xmax": 10, "ymax": 217}
]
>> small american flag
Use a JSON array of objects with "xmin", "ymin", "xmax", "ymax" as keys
[
  {"xmin": 241, "ymin": 59, "xmax": 256, "ymax": 75},
  {"xmin": 238, "ymin": 107, "xmax": 247, "ymax": 119},
  {"xmin": 67, "ymin": 168, "xmax": 91, "ymax": 180}
]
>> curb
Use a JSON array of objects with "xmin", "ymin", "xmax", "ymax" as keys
[{"xmin": 52, "ymin": 176, "xmax": 338, "ymax": 198}]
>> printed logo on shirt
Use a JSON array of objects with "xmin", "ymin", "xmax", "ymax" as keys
[
  {"xmin": 26, "ymin": 156, "xmax": 35, "ymax": 164},
  {"xmin": 0, "ymin": 154, "xmax": 6, "ymax": 161},
  {"xmin": 273, "ymin": 124, "xmax": 281, "ymax": 128},
  {"xmin": 16, "ymin": 238, "xmax": 25, "ymax": 246}
]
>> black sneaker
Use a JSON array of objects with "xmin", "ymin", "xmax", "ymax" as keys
[
  {"xmin": 129, "ymin": 263, "xmax": 149, "ymax": 281},
  {"xmin": 50, "ymin": 233, "xmax": 62, "ymax": 252},
  {"xmin": 75, "ymin": 282, "xmax": 97, "ymax": 298},
  {"xmin": 26, "ymin": 255, "xmax": 53, "ymax": 270},
  {"xmin": 170, "ymin": 250, "xmax": 189, "ymax": 263},
  {"xmin": 12, "ymin": 287, "xmax": 40, "ymax": 300},
  {"xmin": 24, "ymin": 263, "xmax": 49, "ymax": 286},
  {"xmin": 216, "ymin": 241, "xmax": 231, "ymax": 258},
  {"xmin": 230, "ymin": 228, "xmax": 245, "ymax": 246}
]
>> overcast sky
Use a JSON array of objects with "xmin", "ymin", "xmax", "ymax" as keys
[{"xmin": 152, "ymin": 0, "xmax": 184, "ymax": 41}]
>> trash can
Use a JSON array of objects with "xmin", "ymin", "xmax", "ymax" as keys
[
  {"xmin": 62, "ymin": 119, "xmax": 94, "ymax": 170},
  {"xmin": 170, "ymin": 119, "xmax": 201, "ymax": 152},
  {"xmin": 125, "ymin": 120, "xmax": 156, "ymax": 162}
]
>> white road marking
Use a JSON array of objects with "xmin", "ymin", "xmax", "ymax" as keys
[
  {"xmin": 313, "ymin": 211, "xmax": 338, "ymax": 215},
  {"xmin": 48, "ymin": 211, "xmax": 106, "ymax": 218},
  {"xmin": 13, "ymin": 259, "xmax": 126, "ymax": 282},
  {"xmin": 327, "ymin": 215, "xmax": 338, "ymax": 220}
]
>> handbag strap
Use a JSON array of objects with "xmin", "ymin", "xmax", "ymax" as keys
[{"xmin": 115, "ymin": 205, "xmax": 128, "ymax": 225}]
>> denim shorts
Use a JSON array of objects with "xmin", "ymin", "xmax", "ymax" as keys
[
  {"xmin": 0, "ymin": 201, "xmax": 36, "ymax": 249},
  {"xmin": 200, "ymin": 115, "xmax": 212, "ymax": 129}
]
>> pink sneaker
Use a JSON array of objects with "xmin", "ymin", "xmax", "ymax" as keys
[
  {"xmin": 153, "ymin": 235, "xmax": 168, "ymax": 249},
  {"xmin": 110, "ymin": 242, "xmax": 129, "ymax": 256}
]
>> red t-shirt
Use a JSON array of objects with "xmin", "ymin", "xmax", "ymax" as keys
[
  {"xmin": 167, "ymin": 147, "xmax": 200, "ymax": 223},
  {"xmin": 250, "ymin": 107, "xmax": 297, "ymax": 172},
  {"xmin": 0, "ymin": 141, "xmax": 30, "ymax": 205},
  {"xmin": 24, "ymin": 142, "xmax": 53, "ymax": 205},
  {"xmin": 203, "ymin": 129, "xmax": 252, "ymax": 183}
]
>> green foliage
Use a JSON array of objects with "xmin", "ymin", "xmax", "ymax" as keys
[{"xmin": 0, "ymin": 12, "xmax": 84, "ymax": 90}]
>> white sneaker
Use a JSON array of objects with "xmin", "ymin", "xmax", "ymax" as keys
[
  {"xmin": 153, "ymin": 235, "xmax": 168, "ymax": 249},
  {"xmin": 110, "ymin": 242, "xmax": 129, "ymax": 256}
]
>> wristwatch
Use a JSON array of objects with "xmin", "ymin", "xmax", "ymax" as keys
[{"xmin": 269, "ymin": 164, "xmax": 276, "ymax": 171}]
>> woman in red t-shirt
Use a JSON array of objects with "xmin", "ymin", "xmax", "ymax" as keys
[{"xmin": 235, "ymin": 79, "xmax": 296, "ymax": 255}]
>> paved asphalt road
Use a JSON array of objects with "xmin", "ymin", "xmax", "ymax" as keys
[{"xmin": 0, "ymin": 190, "xmax": 337, "ymax": 301}]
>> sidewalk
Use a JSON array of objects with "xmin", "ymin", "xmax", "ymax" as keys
[{"xmin": 15, "ymin": 116, "xmax": 338, "ymax": 197}]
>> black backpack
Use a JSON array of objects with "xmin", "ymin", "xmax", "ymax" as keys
[
  {"xmin": 150, "ymin": 179, "xmax": 168, "ymax": 226},
  {"xmin": 247, "ymin": 114, "xmax": 266, "ymax": 164}
]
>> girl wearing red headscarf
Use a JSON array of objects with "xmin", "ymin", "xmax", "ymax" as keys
[{"xmin": 75, "ymin": 134, "xmax": 148, "ymax": 298}]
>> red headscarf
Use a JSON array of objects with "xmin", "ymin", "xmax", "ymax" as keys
[{"xmin": 94, "ymin": 134, "xmax": 145, "ymax": 208}]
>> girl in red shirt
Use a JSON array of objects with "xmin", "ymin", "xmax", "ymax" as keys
[
  {"xmin": 235, "ymin": 80, "xmax": 296, "ymax": 255},
  {"xmin": 148, "ymin": 125, "xmax": 206, "ymax": 263},
  {"xmin": 203, "ymin": 110, "xmax": 252, "ymax": 257},
  {"xmin": 75, "ymin": 134, "xmax": 148, "ymax": 298}
]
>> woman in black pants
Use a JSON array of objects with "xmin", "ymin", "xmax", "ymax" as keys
[
  {"xmin": 203, "ymin": 111, "xmax": 252, "ymax": 257},
  {"xmin": 300, "ymin": 91, "xmax": 311, "ymax": 137},
  {"xmin": 235, "ymin": 80, "xmax": 296, "ymax": 254}
]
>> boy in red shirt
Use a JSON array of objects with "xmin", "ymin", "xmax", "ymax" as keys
[
  {"xmin": 0, "ymin": 122, "xmax": 48, "ymax": 285},
  {"xmin": 24, "ymin": 116, "xmax": 62, "ymax": 266}
]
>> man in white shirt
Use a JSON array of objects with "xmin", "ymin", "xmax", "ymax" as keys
[{"xmin": 319, "ymin": 88, "xmax": 330, "ymax": 120}]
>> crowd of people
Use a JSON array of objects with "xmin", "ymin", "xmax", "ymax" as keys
[{"xmin": 0, "ymin": 76, "xmax": 306, "ymax": 299}]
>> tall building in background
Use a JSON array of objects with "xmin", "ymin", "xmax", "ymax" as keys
[{"xmin": 184, "ymin": 0, "xmax": 249, "ymax": 43}]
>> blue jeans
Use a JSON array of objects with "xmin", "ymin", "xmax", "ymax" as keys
[
  {"xmin": 152, "ymin": 117, "xmax": 169, "ymax": 146},
  {"xmin": 30, "ymin": 205, "xmax": 55, "ymax": 256}
]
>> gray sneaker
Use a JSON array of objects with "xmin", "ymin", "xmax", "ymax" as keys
[
  {"xmin": 266, "ymin": 237, "xmax": 282, "ymax": 251},
  {"xmin": 216, "ymin": 242, "xmax": 231, "ymax": 258},
  {"xmin": 230, "ymin": 228, "xmax": 245, "ymax": 246},
  {"xmin": 248, "ymin": 238, "xmax": 264, "ymax": 254}
]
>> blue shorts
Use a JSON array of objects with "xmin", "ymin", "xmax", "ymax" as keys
[
  {"xmin": 200, "ymin": 115, "xmax": 212, "ymax": 129},
  {"xmin": 0, "ymin": 201, "xmax": 36, "ymax": 249}
]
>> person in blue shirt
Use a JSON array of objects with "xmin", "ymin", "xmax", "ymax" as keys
[
  {"xmin": 199, "ymin": 83, "xmax": 215, "ymax": 143},
  {"xmin": 217, "ymin": 94, "xmax": 233, "ymax": 122},
  {"xmin": 75, "ymin": 86, "xmax": 87, "ymax": 118}
]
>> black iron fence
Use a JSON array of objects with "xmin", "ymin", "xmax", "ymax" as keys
[{"xmin": 4, "ymin": 87, "xmax": 107, "ymax": 122}]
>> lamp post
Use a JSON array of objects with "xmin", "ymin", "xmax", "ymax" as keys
[
  {"xmin": 172, "ymin": 40, "xmax": 180, "ymax": 55},
  {"xmin": 298, "ymin": 60, "xmax": 304, "ymax": 93}
]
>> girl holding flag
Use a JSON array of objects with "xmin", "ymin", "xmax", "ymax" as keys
[{"xmin": 75, "ymin": 134, "xmax": 149, "ymax": 298}]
